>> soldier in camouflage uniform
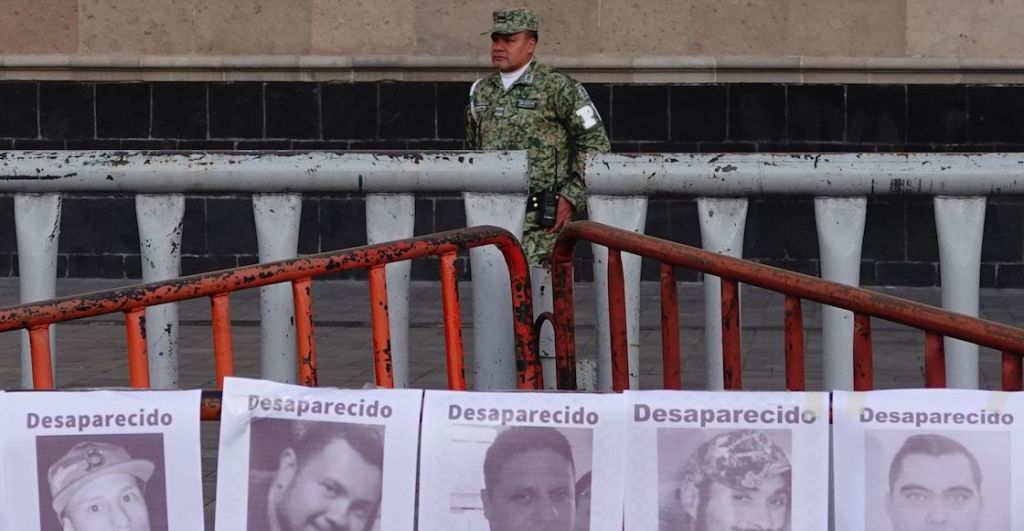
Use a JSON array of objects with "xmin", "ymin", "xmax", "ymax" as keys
[{"xmin": 465, "ymin": 8, "xmax": 611, "ymax": 266}]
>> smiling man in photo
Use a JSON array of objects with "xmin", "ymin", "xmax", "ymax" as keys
[{"xmin": 47, "ymin": 441, "xmax": 156, "ymax": 531}]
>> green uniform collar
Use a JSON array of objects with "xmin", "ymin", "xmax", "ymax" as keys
[{"xmin": 489, "ymin": 60, "xmax": 540, "ymax": 92}]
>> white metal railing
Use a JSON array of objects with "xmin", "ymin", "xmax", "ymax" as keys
[
  {"xmin": 585, "ymin": 152, "xmax": 1024, "ymax": 391},
  {"xmin": 0, "ymin": 150, "xmax": 529, "ymax": 391},
  {"xmin": 3, "ymin": 151, "xmax": 1020, "ymax": 393}
]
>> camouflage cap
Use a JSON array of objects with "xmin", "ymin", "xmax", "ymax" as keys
[
  {"xmin": 487, "ymin": 8, "xmax": 539, "ymax": 35},
  {"xmin": 681, "ymin": 430, "xmax": 791, "ymax": 490}
]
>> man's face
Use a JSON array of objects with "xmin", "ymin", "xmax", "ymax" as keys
[
  {"xmin": 275, "ymin": 439, "xmax": 383, "ymax": 531},
  {"xmin": 61, "ymin": 472, "xmax": 150, "ymax": 531},
  {"xmin": 490, "ymin": 32, "xmax": 536, "ymax": 72},
  {"xmin": 887, "ymin": 453, "xmax": 982, "ymax": 531},
  {"xmin": 699, "ymin": 474, "xmax": 789, "ymax": 531},
  {"xmin": 482, "ymin": 449, "xmax": 575, "ymax": 531}
]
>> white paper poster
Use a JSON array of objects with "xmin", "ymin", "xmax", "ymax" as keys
[
  {"xmin": 418, "ymin": 390, "xmax": 626, "ymax": 531},
  {"xmin": 624, "ymin": 390, "xmax": 830, "ymax": 531},
  {"xmin": 214, "ymin": 377, "xmax": 422, "ymax": 531},
  {"xmin": 0, "ymin": 389, "xmax": 203, "ymax": 531},
  {"xmin": 834, "ymin": 389, "xmax": 1024, "ymax": 531}
]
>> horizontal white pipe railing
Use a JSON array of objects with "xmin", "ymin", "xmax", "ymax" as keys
[
  {"xmin": 0, "ymin": 151, "xmax": 526, "ymax": 193},
  {"xmin": 0, "ymin": 150, "xmax": 528, "ymax": 391},
  {"xmin": 587, "ymin": 153, "xmax": 1024, "ymax": 391},
  {"xmin": 4, "ymin": 151, "xmax": 1021, "ymax": 393}
]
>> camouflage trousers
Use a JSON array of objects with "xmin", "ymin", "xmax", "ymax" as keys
[{"xmin": 522, "ymin": 214, "xmax": 558, "ymax": 267}]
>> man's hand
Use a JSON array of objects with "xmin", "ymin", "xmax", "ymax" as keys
[{"xmin": 548, "ymin": 196, "xmax": 575, "ymax": 233}]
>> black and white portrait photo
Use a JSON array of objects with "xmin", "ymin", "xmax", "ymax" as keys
[
  {"xmin": 864, "ymin": 430, "xmax": 1010, "ymax": 531},
  {"xmin": 35, "ymin": 433, "xmax": 168, "ymax": 531},
  {"xmin": 418, "ymin": 390, "xmax": 626, "ymax": 531},
  {"xmin": 480, "ymin": 426, "xmax": 592, "ymax": 531},
  {"xmin": 832, "ymin": 389, "xmax": 1023, "ymax": 531},
  {"xmin": 246, "ymin": 417, "xmax": 385, "ymax": 531},
  {"xmin": 625, "ymin": 390, "xmax": 829, "ymax": 531},
  {"xmin": 215, "ymin": 377, "xmax": 422, "ymax": 531},
  {"xmin": 2, "ymin": 389, "xmax": 203, "ymax": 531},
  {"xmin": 657, "ymin": 428, "xmax": 792, "ymax": 531}
]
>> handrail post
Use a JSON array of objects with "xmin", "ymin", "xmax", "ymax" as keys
[
  {"xmin": 28, "ymin": 325, "xmax": 55, "ymax": 389},
  {"xmin": 125, "ymin": 308, "xmax": 151, "ymax": 388},
  {"xmin": 697, "ymin": 197, "xmax": 747, "ymax": 390},
  {"xmin": 815, "ymin": 196, "xmax": 866, "ymax": 391},
  {"xmin": 660, "ymin": 264, "xmax": 682, "ymax": 390},
  {"xmin": 587, "ymin": 195, "xmax": 647, "ymax": 391},
  {"xmin": 784, "ymin": 295, "xmax": 805, "ymax": 391},
  {"xmin": 464, "ymin": 191, "xmax": 528, "ymax": 390},
  {"xmin": 935, "ymin": 196, "xmax": 986, "ymax": 389},
  {"xmin": 15, "ymin": 193, "xmax": 61, "ymax": 388},
  {"xmin": 439, "ymin": 252, "xmax": 467, "ymax": 390},
  {"xmin": 136, "ymin": 193, "xmax": 185, "ymax": 389},
  {"xmin": 551, "ymin": 241, "xmax": 578, "ymax": 391},
  {"xmin": 368, "ymin": 266, "xmax": 394, "ymax": 389},
  {"xmin": 366, "ymin": 193, "xmax": 414, "ymax": 388},
  {"xmin": 721, "ymin": 278, "xmax": 742, "ymax": 390},
  {"xmin": 608, "ymin": 249, "xmax": 629, "ymax": 392},
  {"xmin": 211, "ymin": 293, "xmax": 235, "ymax": 388},
  {"xmin": 254, "ymin": 193, "xmax": 302, "ymax": 384}
]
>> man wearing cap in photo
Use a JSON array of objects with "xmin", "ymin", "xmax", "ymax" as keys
[
  {"xmin": 466, "ymin": 7, "xmax": 611, "ymax": 268},
  {"xmin": 668, "ymin": 430, "xmax": 791, "ymax": 531},
  {"xmin": 48, "ymin": 441, "xmax": 155, "ymax": 531}
]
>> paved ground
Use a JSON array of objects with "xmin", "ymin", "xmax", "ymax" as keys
[{"xmin": 0, "ymin": 278, "xmax": 1020, "ymax": 525}]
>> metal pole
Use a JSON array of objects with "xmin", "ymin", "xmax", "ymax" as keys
[
  {"xmin": 253, "ymin": 193, "xmax": 302, "ymax": 383},
  {"xmin": 0, "ymin": 151, "xmax": 530, "ymax": 193},
  {"xmin": 464, "ymin": 191, "xmax": 527, "ymax": 390},
  {"xmin": 15, "ymin": 193, "xmax": 60, "ymax": 388},
  {"xmin": 530, "ymin": 266, "xmax": 556, "ymax": 389},
  {"xmin": 365, "ymin": 193, "xmax": 415, "ymax": 388},
  {"xmin": 697, "ymin": 197, "xmax": 747, "ymax": 390},
  {"xmin": 135, "ymin": 194, "xmax": 185, "ymax": 389},
  {"xmin": 587, "ymin": 195, "xmax": 647, "ymax": 391},
  {"xmin": 585, "ymin": 152, "xmax": 1024, "ymax": 196},
  {"xmin": 814, "ymin": 197, "xmax": 867, "ymax": 391},
  {"xmin": 934, "ymin": 196, "xmax": 986, "ymax": 389}
]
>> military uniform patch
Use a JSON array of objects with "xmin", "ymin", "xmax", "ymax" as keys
[{"xmin": 517, "ymin": 99, "xmax": 537, "ymax": 109}]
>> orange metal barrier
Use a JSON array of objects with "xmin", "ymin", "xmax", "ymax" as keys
[
  {"xmin": 0, "ymin": 226, "xmax": 540, "ymax": 418},
  {"xmin": 551, "ymin": 221, "xmax": 1024, "ymax": 392}
]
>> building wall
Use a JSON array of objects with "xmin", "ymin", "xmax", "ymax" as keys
[
  {"xmin": 2, "ymin": 2, "xmax": 1023, "ymax": 286},
  {"xmin": 2, "ymin": 0, "xmax": 1024, "ymax": 59},
  {"xmin": 1, "ymin": 79, "xmax": 1023, "ymax": 287}
]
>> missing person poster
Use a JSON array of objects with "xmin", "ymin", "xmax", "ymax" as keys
[
  {"xmin": 0, "ymin": 389, "xmax": 203, "ymax": 531},
  {"xmin": 833, "ymin": 389, "xmax": 1024, "ymax": 531},
  {"xmin": 418, "ymin": 390, "xmax": 626, "ymax": 531},
  {"xmin": 624, "ymin": 390, "xmax": 830, "ymax": 531},
  {"xmin": 214, "ymin": 376, "xmax": 422, "ymax": 531}
]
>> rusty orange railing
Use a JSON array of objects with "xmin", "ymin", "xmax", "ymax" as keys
[
  {"xmin": 0, "ymin": 226, "xmax": 539, "ymax": 418},
  {"xmin": 551, "ymin": 221, "xmax": 1024, "ymax": 392}
]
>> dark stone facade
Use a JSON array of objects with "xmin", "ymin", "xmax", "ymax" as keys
[{"xmin": 0, "ymin": 80, "xmax": 1022, "ymax": 286}]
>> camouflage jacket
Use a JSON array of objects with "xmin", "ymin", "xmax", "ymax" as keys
[{"xmin": 464, "ymin": 61, "xmax": 611, "ymax": 211}]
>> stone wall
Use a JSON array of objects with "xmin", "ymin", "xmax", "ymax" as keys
[{"xmin": 3, "ymin": 0, "xmax": 1024, "ymax": 59}]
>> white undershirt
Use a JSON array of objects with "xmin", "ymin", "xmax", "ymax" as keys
[{"xmin": 499, "ymin": 62, "xmax": 531, "ymax": 90}]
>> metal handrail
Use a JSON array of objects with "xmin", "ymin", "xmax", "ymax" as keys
[
  {"xmin": 0, "ymin": 226, "xmax": 540, "ymax": 418},
  {"xmin": 551, "ymin": 220, "xmax": 1024, "ymax": 392}
]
